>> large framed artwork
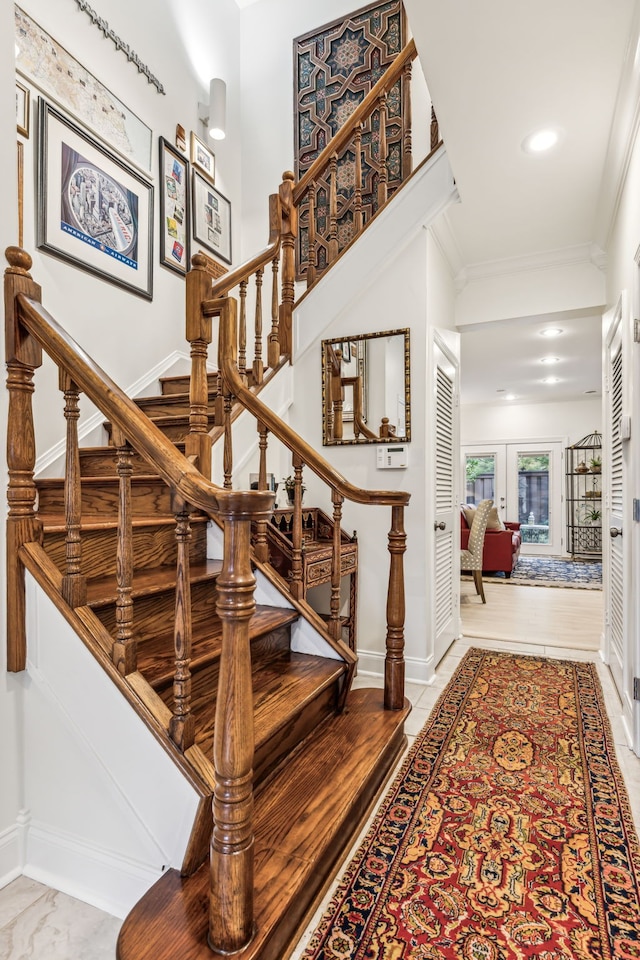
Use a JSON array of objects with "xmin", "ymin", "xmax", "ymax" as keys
[
  {"xmin": 37, "ymin": 99, "xmax": 154, "ymax": 300},
  {"xmin": 16, "ymin": 6, "xmax": 152, "ymax": 172},
  {"xmin": 159, "ymin": 137, "xmax": 190, "ymax": 276},
  {"xmin": 293, "ymin": 1, "xmax": 407, "ymax": 278},
  {"xmin": 192, "ymin": 172, "xmax": 232, "ymax": 264}
]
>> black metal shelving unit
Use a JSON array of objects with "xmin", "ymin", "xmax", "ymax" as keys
[{"xmin": 565, "ymin": 430, "xmax": 602, "ymax": 558}]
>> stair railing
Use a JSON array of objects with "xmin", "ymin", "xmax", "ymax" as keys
[
  {"xmin": 4, "ymin": 247, "xmax": 273, "ymax": 952},
  {"xmin": 184, "ymin": 41, "xmax": 441, "ymax": 473}
]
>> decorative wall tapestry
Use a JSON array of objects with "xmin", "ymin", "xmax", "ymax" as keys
[{"xmin": 293, "ymin": 1, "xmax": 407, "ymax": 278}]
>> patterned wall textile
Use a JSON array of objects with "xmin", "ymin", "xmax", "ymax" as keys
[{"xmin": 293, "ymin": 1, "xmax": 407, "ymax": 278}]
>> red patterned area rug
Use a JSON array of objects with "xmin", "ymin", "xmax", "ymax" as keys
[{"xmin": 302, "ymin": 650, "xmax": 640, "ymax": 959}]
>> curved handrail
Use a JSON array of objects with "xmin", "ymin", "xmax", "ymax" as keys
[
  {"xmin": 16, "ymin": 293, "xmax": 273, "ymax": 521},
  {"xmin": 293, "ymin": 39, "xmax": 417, "ymax": 204},
  {"xmin": 218, "ymin": 300, "xmax": 410, "ymax": 508}
]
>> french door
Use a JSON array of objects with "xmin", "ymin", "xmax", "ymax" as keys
[{"xmin": 461, "ymin": 441, "xmax": 564, "ymax": 556}]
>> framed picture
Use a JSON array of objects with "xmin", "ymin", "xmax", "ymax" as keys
[
  {"xmin": 192, "ymin": 172, "xmax": 232, "ymax": 264},
  {"xmin": 16, "ymin": 81, "xmax": 29, "ymax": 137},
  {"xmin": 190, "ymin": 131, "xmax": 215, "ymax": 183},
  {"xmin": 37, "ymin": 99, "xmax": 154, "ymax": 300},
  {"xmin": 159, "ymin": 137, "xmax": 190, "ymax": 276}
]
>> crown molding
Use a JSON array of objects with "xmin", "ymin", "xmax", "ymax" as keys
[
  {"xmin": 594, "ymin": 2, "xmax": 640, "ymax": 251},
  {"xmin": 454, "ymin": 242, "xmax": 607, "ymax": 290}
]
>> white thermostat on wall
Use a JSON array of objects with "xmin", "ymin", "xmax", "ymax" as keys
[{"xmin": 376, "ymin": 445, "xmax": 409, "ymax": 469}]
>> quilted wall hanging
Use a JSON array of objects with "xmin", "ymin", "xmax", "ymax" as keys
[{"xmin": 293, "ymin": 1, "xmax": 407, "ymax": 279}]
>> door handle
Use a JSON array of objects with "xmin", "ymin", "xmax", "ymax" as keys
[
  {"xmin": 609, "ymin": 526, "xmax": 623, "ymax": 539},
  {"xmin": 434, "ymin": 521, "xmax": 446, "ymax": 531}
]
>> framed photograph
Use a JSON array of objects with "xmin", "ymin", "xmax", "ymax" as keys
[
  {"xmin": 190, "ymin": 131, "xmax": 215, "ymax": 183},
  {"xmin": 159, "ymin": 137, "xmax": 190, "ymax": 276},
  {"xmin": 16, "ymin": 81, "xmax": 29, "ymax": 137},
  {"xmin": 192, "ymin": 172, "xmax": 232, "ymax": 264},
  {"xmin": 340, "ymin": 340, "xmax": 352, "ymax": 363},
  {"xmin": 37, "ymin": 99, "xmax": 154, "ymax": 300}
]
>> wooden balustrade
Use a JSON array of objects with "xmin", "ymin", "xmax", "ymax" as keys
[
  {"xmin": 60, "ymin": 370, "xmax": 86, "ymax": 609},
  {"xmin": 112, "ymin": 425, "xmax": 136, "ymax": 676},
  {"xmin": 169, "ymin": 496, "xmax": 195, "ymax": 752}
]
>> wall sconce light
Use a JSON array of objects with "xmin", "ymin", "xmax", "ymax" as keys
[{"xmin": 199, "ymin": 78, "xmax": 226, "ymax": 141}]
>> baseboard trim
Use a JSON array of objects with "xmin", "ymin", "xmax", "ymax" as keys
[
  {"xmin": 23, "ymin": 820, "xmax": 164, "ymax": 919},
  {"xmin": 0, "ymin": 822, "xmax": 22, "ymax": 890},
  {"xmin": 356, "ymin": 650, "xmax": 434, "ymax": 686}
]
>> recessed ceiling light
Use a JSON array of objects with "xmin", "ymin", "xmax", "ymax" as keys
[
  {"xmin": 539, "ymin": 328, "xmax": 563, "ymax": 338},
  {"xmin": 540, "ymin": 357, "xmax": 560, "ymax": 364},
  {"xmin": 522, "ymin": 129, "xmax": 560, "ymax": 154},
  {"xmin": 542, "ymin": 377, "xmax": 561, "ymax": 384},
  {"xmin": 503, "ymin": 394, "xmax": 518, "ymax": 401}
]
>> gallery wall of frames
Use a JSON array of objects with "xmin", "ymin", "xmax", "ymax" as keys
[{"xmin": 14, "ymin": 5, "xmax": 231, "ymax": 302}]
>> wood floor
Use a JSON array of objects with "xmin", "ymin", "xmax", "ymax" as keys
[{"xmin": 460, "ymin": 578, "xmax": 603, "ymax": 650}]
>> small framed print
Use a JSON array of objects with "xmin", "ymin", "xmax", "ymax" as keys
[
  {"xmin": 16, "ymin": 81, "xmax": 30, "ymax": 138},
  {"xmin": 159, "ymin": 136, "xmax": 190, "ymax": 275},
  {"xmin": 190, "ymin": 131, "xmax": 215, "ymax": 183},
  {"xmin": 192, "ymin": 172, "xmax": 231, "ymax": 264}
]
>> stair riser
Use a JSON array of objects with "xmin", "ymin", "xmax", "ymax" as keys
[
  {"xmin": 79, "ymin": 449, "xmax": 153, "ymax": 477},
  {"xmin": 134, "ymin": 394, "xmax": 218, "ymax": 418},
  {"xmin": 37, "ymin": 480, "xmax": 174, "ymax": 517},
  {"xmin": 104, "ymin": 418, "xmax": 217, "ymax": 444},
  {"xmin": 95, "ymin": 578, "xmax": 218, "ymax": 642},
  {"xmin": 43, "ymin": 522, "xmax": 208, "ymax": 580},
  {"xmin": 161, "ymin": 373, "xmax": 219, "ymax": 396}
]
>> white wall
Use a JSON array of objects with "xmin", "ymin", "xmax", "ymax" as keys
[
  {"xmin": 17, "ymin": 0, "xmax": 242, "ymax": 455},
  {"xmin": 460, "ymin": 397, "xmax": 602, "ymax": 447},
  {"xmin": 0, "ymin": 0, "xmax": 22, "ymax": 888}
]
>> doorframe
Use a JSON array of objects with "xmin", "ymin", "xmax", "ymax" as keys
[{"xmin": 461, "ymin": 437, "xmax": 567, "ymax": 556}]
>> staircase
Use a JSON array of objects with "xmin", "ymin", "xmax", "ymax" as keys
[{"xmin": 2, "ymin": 37, "xmax": 448, "ymax": 960}]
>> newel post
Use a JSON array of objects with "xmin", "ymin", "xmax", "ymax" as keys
[
  {"xmin": 4, "ymin": 247, "xmax": 43, "ymax": 672},
  {"xmin": 385, "ymin": 504, "xmax": 406, "ymax": 710},
  {"xmin": 185, "ymin": 253, "xmax": 213, "ymax": 480},
  {"xmin": 278, "ymin": 172, "xmax": 297, "ymax": 357},
  {"xmin": 209, "ymin": 490, "xmax": 274, "ymax": 955}
]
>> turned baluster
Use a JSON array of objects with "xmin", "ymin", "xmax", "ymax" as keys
[
  {"xmin": 329, "ymin": 489, "xmax": 344, "ymax": 642},
  {"xmin": 385, "ymin": 505, "xmax": 406, "ymax": 710},
  {"xmin": 252, "ymin": 267, "xmax": 264, "ymax": 385},
  {"xmin": 278, "ymin": 171, "xmax": 297, "ymax": 357},
  {"xmin": 223, "ymin": 392, "xmax": 233, "ymax": 489},
  {"xmin": 430, "ymin": 106, "xmax": 440, "ymax": 153},
  {"xmin": 60, "ymin": 371, "xmax": 86, "ymax": 608},
  {"xmin": 403, "ymin": 62, "xmax": 413, "ymax": 176},
  {"xmin": 328, "ymin": 153, "xmax": 339, "ymax": 264},
  {"xmin": 306, "ymin": 182, "xmax": 317, "ymax": 287},
  {"xmin": 238, "ymin": 279, "xmax": 248, "ymax": 386},
  {"xmin": 377, "ymin": 92, "xmax": 388, "ymax": 207},
  {"xmin": 267, "ymin": 253, "xmax": 280, "ymax": 369},
  {"xmin": 111, "ymin": 425, "xmax": 136, "ymax": 675},
  {"xmin": 209, "ymin": 492, "xmax": 274, "ymax": 954},
  {"xmin": 329, "ymin": 346, "xmax": 344, "ymax": 441},
  {"xmin": 4, "ymin": 247, "xmax": 43, "ymax": 672},
  {"xmin": 169, "ymin": 496, "xmax": 195, "ymax": 751},
  {"xmin": 288, "ymin": 455, "xmax": 304, "ymax": 600},
  {"xmin": 354, "ymin": 124, "xmax": 364, "ymax": 235},
  {"xmin": 185, "ymin": 253, "xmax": 213, "ymax": 480},
  {"xmin": 253, "ymin": 422, "xmax": 270, "ymax": 563}
]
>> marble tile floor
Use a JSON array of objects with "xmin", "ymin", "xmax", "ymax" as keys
[{"xmin": 1, "ymin": 635, "xmax": 638, "ymax": 960}]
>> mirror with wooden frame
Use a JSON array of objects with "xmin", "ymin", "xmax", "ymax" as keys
[{"xmin": 322, "ymin": 329, "xmax": 411, "ymax": 445}]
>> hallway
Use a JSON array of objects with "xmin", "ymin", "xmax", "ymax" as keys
[{"xmin": 1, "ymin": 584, "xmax": 637, "ymax": 959}]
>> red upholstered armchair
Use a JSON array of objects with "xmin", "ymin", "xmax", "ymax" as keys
[{"xmin": 460, "ymin": 508, "xmax": 522, "ymax": 578}]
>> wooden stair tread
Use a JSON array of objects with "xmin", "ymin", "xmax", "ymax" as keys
[
  {"xmin": 191, "ymin": 649, "xmax": 345, "ymax": 757},
  {"xmin": 138, "ymin": 605, "xmax": 299, "ymax": 688},
  {"xmin": 85, "ymin": 558, "xmax": 222, "ymax": 607},
  {"xmin": 116, "ymin": 688, "xmax": 410, "ymax": 960}
]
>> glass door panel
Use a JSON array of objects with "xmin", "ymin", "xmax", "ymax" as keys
[{"xmin": 464, "ymin": 454, "xmax": 496, "ymax": 505}]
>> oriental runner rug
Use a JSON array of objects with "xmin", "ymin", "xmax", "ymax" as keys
[{"xmin": 302, "ymin": 650, "xmax": 640, "ymax": 959}]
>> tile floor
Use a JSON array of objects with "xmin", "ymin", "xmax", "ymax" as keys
[{"xmin": 1, "ymin": 636, "xmax": 638, "ymax": 960}]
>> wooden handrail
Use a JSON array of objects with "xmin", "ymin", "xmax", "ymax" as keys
[
  {"xmin": 216, "ymin": 299, "xmax": 409, "ymax": 508},
  {"xmin": 14, "ymin": 293, "xmax": 272, "ymax": 522},
  {"xmin": 293, "ymin": 39, "xmax": 417, "ymax": 204}
]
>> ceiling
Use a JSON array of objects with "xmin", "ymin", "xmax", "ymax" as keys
[{"xmin": 402, "ymin": 0, "xmax": 638, "ymax": 406}]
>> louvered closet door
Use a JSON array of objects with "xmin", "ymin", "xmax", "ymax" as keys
[
  {"xmin": 606, "ymin": 312, "xmax": 625, "ymax": 702},
  {"xmin": 433, "ymin": 335, "xmax": 459, "ymax": 666}
]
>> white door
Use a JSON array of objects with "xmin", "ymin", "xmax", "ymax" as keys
[
  {"xmin": 462, "ymin": 441, "xmax": 564, "ymax": 556},
  {"xmin": 432, "ymin": 331, "xmax": 460, "ymax": 666},
  {"xmin": 603, "ymin": 298, "xmax": 629, "ymax": 714}
]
